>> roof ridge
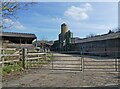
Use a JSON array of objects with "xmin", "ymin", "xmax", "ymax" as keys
[{"xmin": 2, "ymin": 32, "xmax": 35, "ymax": 35}]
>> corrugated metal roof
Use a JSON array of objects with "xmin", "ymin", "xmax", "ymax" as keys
[
  {"xmin": 72, "ymin": 32, "xmax": 120, "ymax": 44},
  {"xmin": 2, "ymin": 32, "xmax": 37, "ymax": 39}
]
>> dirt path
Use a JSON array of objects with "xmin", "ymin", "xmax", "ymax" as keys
[{"xmin": 2, "ymin": 53, "xmax": 119, "ymax": 87}]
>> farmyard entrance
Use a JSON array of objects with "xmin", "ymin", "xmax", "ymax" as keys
[{"xmin": 2, "ymin": 51, "xmax": 119, "ymax": 87}]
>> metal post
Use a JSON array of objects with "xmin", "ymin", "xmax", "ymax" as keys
[
  {"xmin": 117, "ymin": 58, "xmax": 120, "ymax": 72},
  {"xmin": 25, "ymin": 48, "xmax": 29, "ymax": 68},
  {"xmin": 115, "ymin": 39, "xmax": 118, "ymax": 72},
  {"xmin": 115, "ymin": 50, "xmax": 118, "ymax": 72},
  {"xmin": 38, "ymin": 52, "xmax": 39, "ymax": 66},
  {"xmin": 82, "ymin": 52, "xmax": 84, "ymax": 72},
  {"xmin": 81, "ymin": 51, "xmax": 84, "ymax": 87},
  {"xmin": 80, "ymin": 56, "xmax": 82, "ymax": 71},
  {"xmin": 20, "ymin": 36, "xmax": 21, "ymax": 49},
  {"xmin": 52, "ymin": 52, "xmax": 53, "ymax": 69},
  {"xmin": 80, "ymin": 54, "xmax": 82, "ymax": 71}
]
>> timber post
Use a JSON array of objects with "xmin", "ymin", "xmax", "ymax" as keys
[{"xmin": 22, "ymin": 48, "xmax": 27, "ymax": 69}]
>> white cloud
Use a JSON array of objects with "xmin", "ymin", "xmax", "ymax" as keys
[
  {"xmin": 3, "ymin": 18, "xmax": 25, "ymax": 30},
  {"xmin": 64, "ymin": 3, "xmax": 93, "ymax": 21},
  {"xmin": 3, "ymin": 18, "xmax": 13, "ymax": 23},
  {"xmin": 14, "ymin": 21, "xmax": 25, "ymax": 30},
  {"xmin": 3, "ymin": 18, "xmax": 14, "ymax": 29},
  {"xmin": 81, "ymin": 3, "xmax": 93, "ymax": 11}
]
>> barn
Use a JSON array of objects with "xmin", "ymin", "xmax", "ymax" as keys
[
  {"xmin": 1, "ymin": 32, "xmax": 37, "ymax": 48},
  {"xmin": 70, "ymin": 32, "xmax": 120, "ymax": 58}
]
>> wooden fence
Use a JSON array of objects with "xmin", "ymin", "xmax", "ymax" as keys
[
  {"xmin": 0, "ymin": 48, "xmax": 48, "ymax": 69},
  {"xmin": 21, "ymin": 48, "xmax": 48, "ymax": 69},
  {"xmin": 0, "ymin": 48, "xmax": 19, "ymax": 66}
]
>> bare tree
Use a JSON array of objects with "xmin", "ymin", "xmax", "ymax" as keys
[
  {"xmin": 1, "ymin": 1, "xmax": 35, "ymax": 29},
  {"xmin": 2, "ymin": 2, "xmax": 19, "ymax": 18},
  {"xmin": 108, "ymin": 30, "xmax": 114, "ymax": 34},
  {"xmin": 109, "ymin": 28, "xmax": 120, "ymax": 33},
  {"xmin": 86, "ymin": 33, "xmax": 96, "ymax": 38},
  {"xmin": 113, "ymin": 28, "xmax": 120, "ymax": 32}
]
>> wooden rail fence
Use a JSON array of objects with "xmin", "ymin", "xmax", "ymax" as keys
[{"xmin": 0, "ymin": 48, "xmax": 48, "ymax": 69}]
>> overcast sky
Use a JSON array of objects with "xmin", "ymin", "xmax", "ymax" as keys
[{"xmin": 3, "ymin": 2, "xmax": 118, "ymax": 40}]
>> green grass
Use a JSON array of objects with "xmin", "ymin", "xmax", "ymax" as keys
[
  {"xmin": 26, "ymin": 61, "xmax": 49, "ymax": 67},
  {"xmin": 0, "ymin": 68, "xmax": 2, "ymax": 75},
  {"xmin": 27, "ymin": 53, "xmax": 52, "ymax": 68},
  {"xmin": 1, "ymin": 50, "xmax": 17, "ymax": 54},
  {"xmin": 27, "ymin": 59, "xmax": 51, "ymax": 67},
  {"xmin": 1, "ymin": 49, "xmax": 21, "ymax": 75},
  {"xmin": 2, "ymin": 62, "xmax": 22, "ymax": 75},
  {"xmin": 2, "ymin": 53, "xmax": 53, "ymax": 74}
]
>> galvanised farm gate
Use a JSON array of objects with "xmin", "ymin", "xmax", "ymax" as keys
[
  {"xmin": 51, "ymin": 53, "xmax": 82, "ymax": 71},
  {"xmin": 51, "ymin": 51, "xmax": 119, "ymax": 72}
]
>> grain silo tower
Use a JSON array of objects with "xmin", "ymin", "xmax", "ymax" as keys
[
  {"xmin": 61, "ymin": 23, "xmax": 68, "ymax": 35},
  {"xmin": 58, "ymin": 23, "xmax": 73, "ymax": 51}
]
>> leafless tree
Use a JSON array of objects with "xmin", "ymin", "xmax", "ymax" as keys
[
  {"xmin": 2, "ymin": 2, "xmax": 19, "ymax": 18},
  {"xmin": 113, "ymin": 28, "xmax": 120, "ymax": 32},
  {"xmin": 1, "ymin": 1, "xmax": 36, "ymax": 29},
  {"xmin": 86, "ymin": 33, "xmax": 96, "ymax": 38},
  {"xmin": 108, "ymin": 28, "xmax": 120, "ymax": 33}
]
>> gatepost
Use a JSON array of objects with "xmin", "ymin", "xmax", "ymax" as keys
[{"xmin": 22, "ymin": 48, "xmax": 27, "ymax": 69}]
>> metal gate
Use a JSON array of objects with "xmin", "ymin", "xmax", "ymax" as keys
[
  {"xmin": 82, "ymin": 52, "xmax": 120, "ymax": 72},
  {"xmin": 51, "ymin": 52, "xmax": 119, "ymax": 72},
  {"xmin": 82, "ymin": 55, "xmax": 119, "ymax": 72},
  {"xmin": 51, "ymin": 53, "xmax": 82, "ymax": 71}
]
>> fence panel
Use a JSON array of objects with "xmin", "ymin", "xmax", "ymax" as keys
[
  {"xmin": 82, "ymin": 51, "xmax": 119, "ymax": 72},
  {"xmin": 1, "ymin": 48, "xmax": 20, "ymax": 65},
  {"xmin": 52, "ymin": 53, "xmax": 82, "ymax": 71},
  {"xmin": 1, "ymin": 48, "xmax": 22, "ymax": 75},
  {"xmin": 25, "ymin": 48, "xmax": 52, "ymax": 69}
]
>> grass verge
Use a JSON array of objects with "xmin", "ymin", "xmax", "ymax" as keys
[{"xmin": 2, "ymin": 62, "xmax": 22, "ymax": 75}]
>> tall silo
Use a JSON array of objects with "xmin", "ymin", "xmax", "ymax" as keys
[
  {"xmin": 61, "ymin": 23, "xmax": 68, "ymax": 38},
  {"xmin": 58, "ymin": 23, "xmax": 68, "ymax": 50}
]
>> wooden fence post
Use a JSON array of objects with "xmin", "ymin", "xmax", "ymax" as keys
[
  {"xmin": 22, "ymin": 48, "xmax": 27, "ymax": 69},
  {"xmin": 42, "ymin": 52, "xmax": 46, "ymax": 61},
  {"xmin": 19, "ymin": 49, "xmax": 22, "ymax": 61},
  {"xmin": 2, "ymin": 49, "xmax": 4, "ymax": 67}
]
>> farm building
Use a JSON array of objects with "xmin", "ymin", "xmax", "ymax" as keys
[
  {"xmin": 33, "ymin": 40, "xmax": 53, "ymax": 52},
  {"xmin": 1, "ymin": 32, "xmax": 37, "ymax": 48},
  {"xmin": 70, "ymin": 32, "xmax": 120, "ymax": 58}
]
